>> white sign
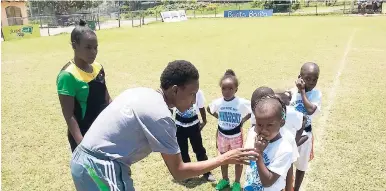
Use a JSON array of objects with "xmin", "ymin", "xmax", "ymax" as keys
[{"xmin": 161, "ymin": 10, "xmax": 188, "ymax": 23}]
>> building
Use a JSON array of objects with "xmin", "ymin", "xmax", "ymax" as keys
[{"xmin": 1, "ymin": 0, "xmax": 28, "ymax": 26}]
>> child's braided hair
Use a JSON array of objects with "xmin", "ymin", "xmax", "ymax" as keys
[{"xmin": 254, "ymin": 94, "xmax": 287, "ymax": 121}]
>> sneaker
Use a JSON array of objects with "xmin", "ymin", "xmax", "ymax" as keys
[
  {"xmin": 231, "ymin": 182, "xmax": 241, "ymax": 191},
  {"xmin": 203, "ymin": 172, "xmax": 216, "ymax": 182},
  {"xmin": 182, "ymin": 178, "xmax": 192, "ymax": 183},
  {"xmin": 215, "ymin": 179, "xmax": 230, "ymax": 190}
]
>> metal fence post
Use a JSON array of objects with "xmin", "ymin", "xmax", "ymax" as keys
[
  {"xmin": 142, "ymin": 11, "xmax": 145, "ymax": 26},
  {"xmin": 215, "ymin": 7, "xmax": 217, "ymax": 17},
  {"xmin": 118, "ymin": 8, "xmax": 121, "ymax": 28},
  {"xmin": 97, "ymin": 14, "xmax": 101, "ymax": 30},
  {"xmin": 289, "ymin": 4, "xmax": 291, "ymax": 16},
  {"xmin": 194, "ymin": 9, "xmax": 196, "ymax": 18},
  {"xmin": 316, "ymin": 3, "xmax": 318, "ymax": 15},
  {"xmin": 131, "ymin": 12, "xmax": 134, "ymax": 27},
  {"xmin": 343, "ymin": 1, "xmax": 346, "ymax": 14}
]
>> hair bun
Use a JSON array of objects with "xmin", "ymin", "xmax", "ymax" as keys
[
  {"xmin": 79, "ymin": 19, "xmax": 87, "ymax": 26},
  {"xmin": 224, "ymin": 69, "xmax": 236, "ymax": 76}
]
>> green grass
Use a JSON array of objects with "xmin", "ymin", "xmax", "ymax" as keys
[{"xmin": 2, "ymin": 16, "xmax": 386, "ymax": 191}]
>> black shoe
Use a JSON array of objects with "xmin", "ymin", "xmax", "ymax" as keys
[
  {"xmin": 182, "ymin": 178, "xmax": 192, "ymax": 183},
  {"xmin": 203, "ymin": 172, "xmax": 216, "ymax": 182}
]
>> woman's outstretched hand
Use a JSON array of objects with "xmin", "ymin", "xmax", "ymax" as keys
[{"xmin": 221, "ymin": 148, "xmax": 259, "ymax": 165}]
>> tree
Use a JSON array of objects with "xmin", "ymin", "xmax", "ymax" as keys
[{"xmin": 29, "ymin": 0, "xmax": 102, "ymax": 15}]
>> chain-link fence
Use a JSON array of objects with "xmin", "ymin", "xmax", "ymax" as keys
[{"xmin": 2, "ymin": 1, "xmax": 384, "ymax": 38}]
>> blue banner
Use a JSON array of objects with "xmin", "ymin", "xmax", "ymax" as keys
[{"xmin": 224, "ymin": 9, "xmax": 273, "ymax": 18}]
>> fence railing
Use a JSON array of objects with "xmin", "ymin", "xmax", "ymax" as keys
[{"xmin": 2, "ymin": 1, "xmax": 384, "ymax": 37}]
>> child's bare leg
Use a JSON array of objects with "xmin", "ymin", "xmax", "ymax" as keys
[
  {"xmin": 285, "ymin": 164, "xmax": 294, "ymax": 191},
  {"xmin": 235, "ymin": 164, "xmax": 243, "ymax": 183},
  {"xmin": 221, "ymin": 165, "xmax": 229, "ymax": 180},
  {"xmin": 294, "ymin": 169, "xmax": 305, "ymax": 191}
]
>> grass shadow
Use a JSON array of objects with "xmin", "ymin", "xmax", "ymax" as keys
[{"xmin": 173, "ymin": 177, "xmax": 217, "ymax": 189}]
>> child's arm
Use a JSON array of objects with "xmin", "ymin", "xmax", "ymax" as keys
[
  {"xmin": 295, "ymin": 115, "xmax": 307, "ymax": 143},
  {"xmin": 300, "ymin": 89, "xmax": 318, "ymax": 115},
  {"xmin": 199, "ymin": 107, "xmax": 207, "ymax": 130},
  {"xmin": 240, "ymin": 113, "xmax": 251, "ymax": 127},
  {"xmin": 256, "ymin": 156, "xmax": 281, "ymax": 187},
  {"xmin": 206, "ymin": 106, "xmax": 218, "ymax": 119},
  {"xmin": 255, "ymin": 136, "xmax": 292, "ymax": 187},
  {"xmin": 297, "ymin": 135, "xmax": 308, "ymax": 146},
  {"xmin": 296, "ymin": 78, "xmax": 318, "ymax": 115},
  {"xmin": 255, "ymin": 136, "xmax": 280, "ymax": 187}
]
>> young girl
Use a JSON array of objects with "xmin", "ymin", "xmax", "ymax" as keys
[
  {"xmin": 57, "ymin": 19, "xmax": 112, "ymax": 152},
  {"xmin": 173, "ymin": 89, "xmax": 216, "ymax": 182},
  {"xmin": 249, "ymin": 87, "xmax": 304, "ymax": 191},
  {"xmin": 289, "ymin": 62, "xmax": 322, "ymax": 191},
  {"xmin": 207, "ymin": 69, "xmax": 251, "ymax": 191},
  {"xmin": 244, "ymin": 95, "xmax": 293, "ymax": 191}
]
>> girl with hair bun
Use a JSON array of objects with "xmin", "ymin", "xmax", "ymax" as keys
[{"xmin": 207, "ymin": 69, "xmax": 251, "ymax": 191}]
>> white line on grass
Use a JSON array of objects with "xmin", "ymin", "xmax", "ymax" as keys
[
  {"xmin": 302, "ymin": 29, "xmax": 357, "ymax": 191},
  {"xmin": 351, "ymin": 48, "xmax": 386, "ymax": 52}
]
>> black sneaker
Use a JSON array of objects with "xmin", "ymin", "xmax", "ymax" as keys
[
  {"xmin": 203, "ymin": 172, "xmax": 216, "ymax": 182},
  {"xmin": 182, "ymin": 178, "xmax": 192, "ymax": 183}
]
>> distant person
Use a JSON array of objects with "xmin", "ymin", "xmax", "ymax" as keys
[
  {"xmin": 70, "ymin": 60, "xmax": 258, "ymax": 191},
  {"xmin": 289, "ymin": 62, "xmax": 322, "ymax": 191},
  {"xmin": 57, "ymin": 19, "xmax": 112, "ymax": 152},
  {"xmin": 207, "ymin": 69, "xmax": 251, "ymax": 191},
  {"xmin": 172, "ymin": 89, "xmax": 216, "ymax": 182},
  {"xmin": 243, "ymin": 94, "xmax": 293, "ymax": 191}
]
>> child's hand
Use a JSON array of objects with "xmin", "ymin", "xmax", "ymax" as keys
[
  {"xmin": 295, "ymin": 77, "xmax": 306, "ymax": 91},
  {"xmin": 255, "ymin": 135, "xmax": 268, "ymax": 154}
]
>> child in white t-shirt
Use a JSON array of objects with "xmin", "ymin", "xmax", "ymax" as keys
[
  {"xmin": 249, "ymin": 87, "xmax": 304, "ymax": 191},
  {"xmin": 207, "ymin": 69, "xmax": 251, "ymax": 191},
  {"xmin": 276, "ymin": 92, "xmax": 306, "ymax": 191},
  {"xmin": 244, "ymin": 95, "xmax": 293, "ymax": 191},
  {"xmin": 289, "ymin": 62, "xmax": 322, "ymax": 191},
  {"xmin": 173, "ymin": 90, "xmax": 216, "ymax": 182}
]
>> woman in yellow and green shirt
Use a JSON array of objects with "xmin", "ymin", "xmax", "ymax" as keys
[{"xmin": 57, "ymin": 20, "xmax": 111, "ymax": 152}]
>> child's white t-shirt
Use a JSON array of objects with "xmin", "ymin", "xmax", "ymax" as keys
[
  {"xmin": 289, "ymin": 88, "xmax": 322, "ymax": 127},
  {"xmin": 251, "ymin": 106, "xmax": 302, "ymax": 162},
  {"xmin": 208, "ymin": 97, "xmax": 251, "ymax": 137},
  {"xmin": 244, "ymin": 127, "xmax": 293, "ymax": 191},
  {"xmin": 278, "ymin": 106, "xmax": 303, "ymax": 162},
  {"xmin": 174, "ymin": 90, "xmax": 205, "ymax": 127}
]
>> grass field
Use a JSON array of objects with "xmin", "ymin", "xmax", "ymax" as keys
[{"xmin": 2, "ymin": 16, "xmax": 386, "ymax": 191}]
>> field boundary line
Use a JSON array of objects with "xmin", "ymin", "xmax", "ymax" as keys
[{"xmin": 303, "ymin": 28, "xmax": 357, "ymax": 191}]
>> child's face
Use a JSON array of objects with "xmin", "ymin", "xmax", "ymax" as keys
[
  {"xmin": 254, "ymin": 106, "xmax": 283, "ymax": 141},
  {"xmin": 74, "ymin": 33, "xmax": 98, "ymax": 64},
  {"xmin": 221, "ymin": 78, "xmax": 237, "ymax": 100},
  {"xmin": 300, "ymin": 70, "xmax": 319, "ymax": 92}
]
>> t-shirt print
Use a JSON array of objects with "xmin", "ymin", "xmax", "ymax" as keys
[{"xmin": 244, "ymin": 154, "xmax": 271, "ymax": 191}]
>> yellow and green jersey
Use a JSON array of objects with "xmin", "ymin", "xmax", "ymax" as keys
[{"xmin": 56, "ymin": 60, "xmax": 108, "ymax": 148}]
